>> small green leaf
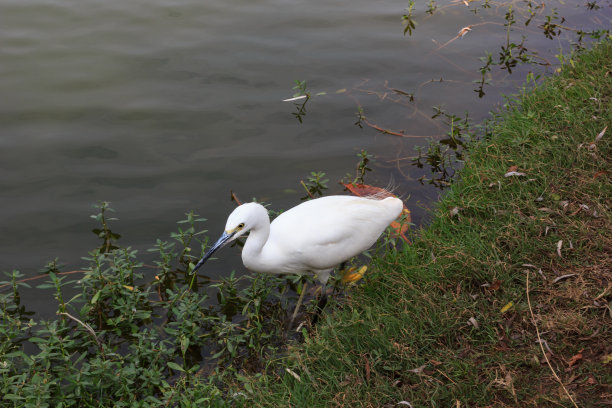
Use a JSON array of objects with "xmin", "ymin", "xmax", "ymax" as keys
[
  {"xmin": 91, "ymin": 290, "xmax": 101, "ymax": 304},
  {"xmin": 167, "ymin": 361, "xmax": 185, "ymax": 372}
]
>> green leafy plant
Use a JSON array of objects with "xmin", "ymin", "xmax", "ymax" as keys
[
  {"xmin": 300, "ymin": 171, "xmax": 329, "ymax": 200},
  {"xmin": 401, "ymin": 1, "xmax": 416, "ymax": 36},
  {"xmin": 90, "ymin": 201, "xmax": 121, "ymax": 253}
]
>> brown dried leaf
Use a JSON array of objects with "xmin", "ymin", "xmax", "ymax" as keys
[
  {"xmin": 567, "ymin": 351, "xmax": 583, "ymax": 368},
  {"xmin": 593, "ymin": 170, "xmax": 607, "ymax": 179},
  {"xmin": 507, "ymin": 165, "xmax": 519, "ymax": 172},
  {"xmin": 490, "ymin": 280, "xmax": 502, "ymax": 291}
]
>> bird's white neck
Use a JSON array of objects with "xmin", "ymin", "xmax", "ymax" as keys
[{"xmin": 241, "ymin": 206, "xmax": 271, "ymax": 271}]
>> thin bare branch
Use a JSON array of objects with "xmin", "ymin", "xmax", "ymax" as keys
[{"xmin": 526, "ymin": 271, "xmax": 579, "ymax": 408}]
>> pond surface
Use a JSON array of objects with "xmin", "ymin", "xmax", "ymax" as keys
[{"xmin": 0, "ymin": 0, "xmax": 609, "ymax": 287}]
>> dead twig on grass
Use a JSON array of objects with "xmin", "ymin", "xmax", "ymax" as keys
[{"xmin": 526, "ymin": 270, "xmax": 579, "ymax": 408}]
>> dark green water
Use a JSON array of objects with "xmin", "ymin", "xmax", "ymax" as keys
[{"xmin": 0, "ymin": 0, "xmax": 609, "ymax": 284}]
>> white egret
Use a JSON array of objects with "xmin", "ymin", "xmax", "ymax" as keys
[{"xmin": 192, "ymin": 195, "xmax": 404, "ymax": 324}]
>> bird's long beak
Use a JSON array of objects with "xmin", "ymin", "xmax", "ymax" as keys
[{"xmin": 191, "ymin": 230, "xmax": 235, "ymax": 272}]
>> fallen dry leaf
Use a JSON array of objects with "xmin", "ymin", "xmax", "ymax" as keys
[
  {"xmin": 364, "ymin": 356, "xmax": 371, "ymax": 382},
  {"xmin": 408, "ymin": 364, "xmax": 426, "ymax": 374},
  {"xmin": 490, "ymin": 280, "xmax": 502, "ymax": 291},
  {"xmin": 504, "ymin": 171, "xmax": 527, "ymax": 177},
  {"xmin": 500, "ymin": 302, "xmax": 514, "ymax": 313},
  {"xmin": 556, "ymin": 240, "xmax": 563, "ymax": 258},
  {"xmin": 507, "ymin": 165, "xmax": 519, "ymax": 172},
  {"xmin": 593, "ymin": 170, "xmax": 607, "ymax": 179},
  {"xmin": 595, "ymin": 125, "xmax": 607, "ymax": 142},
  {"xmin": 468, "ymin": 317, "xmax": 479, "ymax": 328},
  {"xmin": 458, "ymin": 26, "xmax": 472, "ymax": 37},
  {"xmin": 285, "ymin": 368, "xmax": 301, "ymax": 382},
  {"xmin": 567, "ymin": 351, "xmax": 583, "ymax": 368}
]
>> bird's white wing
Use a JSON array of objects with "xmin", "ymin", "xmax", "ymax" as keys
[{"xmin": 267, "ymin": 196, "xmax": 401, "ymax": 271}]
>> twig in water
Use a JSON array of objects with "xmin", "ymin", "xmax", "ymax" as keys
[
  {"xmin": 0, "ymin": 270, "xmax": 87, "ymax": 290},
  {"xmin": 230, "ymin": 191, "xmax": 243, "ymax": 206},
  {"xmin": 361, "ymin": 116, "xmax": 426, "ymax": 138}
]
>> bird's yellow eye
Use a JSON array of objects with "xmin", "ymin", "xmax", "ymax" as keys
[{"xmin": 238, "ymin": 223, "xmax": 245, "ymax": 229}]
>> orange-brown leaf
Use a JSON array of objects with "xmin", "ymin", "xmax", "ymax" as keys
[
  {"xmin": 490, "ymin": 280, "xmax": 502, "ymax": 291},
  {"xmin": 364, "ymin": 356, "xmax": 371, "ymax": 382},
  {"xmin": 568, "ymin": 351, "xmax": 583, "ymax": 367},
  {"xmin": 342, "ymin": 183, "xmax": 394, "ymax": 199},
  {"xmin": 593, "ymin": 170, "xmax": 607, "ymax": 179}
]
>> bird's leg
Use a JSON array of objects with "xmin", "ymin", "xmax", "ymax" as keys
[
  {"xmin": 289, "ymin": 280, "xmax": 308, "ymax": 328},
  {"xmin": 311, "ymin": 282, "xmax": 328, "ymax": 325},
  {"xmin": 317, "ymin": 282, "xmax": 328, "ymax": 310}
]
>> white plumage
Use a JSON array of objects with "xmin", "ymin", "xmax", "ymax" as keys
[{"xmin": 193, "ymin": 195, "xmax": 403, "ymax": 285}]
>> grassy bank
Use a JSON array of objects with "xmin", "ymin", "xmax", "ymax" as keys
[
  {"xmin": 1, "ymin": 40, "xmax": 609, "ymax": 408},
  {"xmin": 252, "ymin": 40, "xmax": 611, "ymax": 407}
]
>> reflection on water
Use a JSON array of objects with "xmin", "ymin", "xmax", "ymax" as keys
[{"xmin": 0, "ymin": 0, "xmax": 609, "ymax": 286}]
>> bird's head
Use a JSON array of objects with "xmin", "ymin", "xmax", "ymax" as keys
[
  {"xmin": 224, "ymin": 202, "xmax": 264, "ymax": 239},
  {"xmin": 191, "ymin": 202, "xmax": 267, "ymax": 272}
]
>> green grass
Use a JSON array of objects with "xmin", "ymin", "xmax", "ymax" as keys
[{"xmin": 250, "ymin": 40, "xmax": 611, "ymax": 407}]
